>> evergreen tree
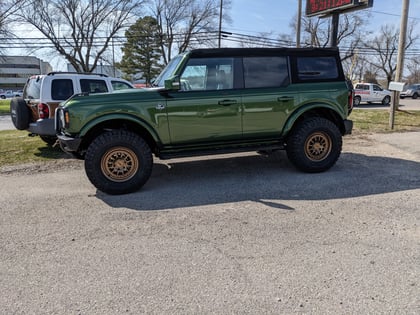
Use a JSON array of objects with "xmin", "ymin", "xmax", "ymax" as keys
[{"xmin": 118, "ymin": 16, "xmax": 163, "ymax": 85}]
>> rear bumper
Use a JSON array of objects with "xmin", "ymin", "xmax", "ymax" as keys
[{"xmin": 28, "ymin": 118, "xmax": 56, "ymax": 136}]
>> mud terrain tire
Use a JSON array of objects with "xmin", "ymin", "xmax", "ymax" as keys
[{"xmin": 286, "ymin": 117, "xmax": 342, "ymax": 173}]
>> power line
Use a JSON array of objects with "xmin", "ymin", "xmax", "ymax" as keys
[
  {"xmin": 370, "ymin": 10, "xmax": 420, "ymax": 21},
  {"xmin": 1, "ymin": 30, "xmax": 420, "ymax": 57}
]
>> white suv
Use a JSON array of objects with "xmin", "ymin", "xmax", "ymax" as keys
[{"xmin": 10, "ymin": 72, "xmax": 133, "ymax": 144}]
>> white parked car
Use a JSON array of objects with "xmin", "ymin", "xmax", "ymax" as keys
[
  {"xmin": 10, "ymin": 72, "xmax": 133, "ymax": 145},
  {"xmin": 353, "ymin": 83, "xmax": 392, "ymax": 106}
]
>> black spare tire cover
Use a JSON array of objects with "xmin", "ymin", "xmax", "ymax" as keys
[{"xmin": 10, "ymin": 97, "xmax": 31, "ymax": 130}]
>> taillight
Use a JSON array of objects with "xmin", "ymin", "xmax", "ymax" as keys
[
  {"xmin": 38, "ymin": 103, "xmax": 50, "ymax": 119},
  {"xmin": 348, "ymin": 90, "xmax": 354, "ymax": 114}
]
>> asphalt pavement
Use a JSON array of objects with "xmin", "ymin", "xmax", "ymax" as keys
[
  {"xmin": 0, "ymin": 114, "xmax": 13, "ymax": 130},
  {"xmin": 1, "ymin": 98, "xmax": 419, "ymax": 314},
  {"xmin": 1, "ymin": 131, "xmax": 420, "ymax": 314}
]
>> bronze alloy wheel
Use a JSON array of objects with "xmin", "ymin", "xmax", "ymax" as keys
[
  {"xmin": 101, "ymin": 146, "xmax": 139, "ymax": 182},
  {"xmin": 304, "ymin": 131, "xmax": 332, "ymax": 162}
]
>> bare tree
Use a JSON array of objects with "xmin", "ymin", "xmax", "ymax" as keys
[
  {"xmin": 362, "ymin": 23, "xmax": 418, "ymax": 85},
  {"xmin": 16, "ymin": 0, "xmax": 146, "ymax": 72},
  {"xmin": 291, "ymin": 12, "xmax": 368, "ymax": 49},
  {"xmin": 406, "ymin": 57, "xmax": 420, "ymax": 84},
  {"xmin": 0, "ymin": 0, "xmax": 28, "ymax": 53},
  {"xmin": 150, "ymin": 0, "xmax": 231, "ymax": 65},
  {"xmin": 290, "ymin": 11, "xmax": 369, "ymax": 76}
]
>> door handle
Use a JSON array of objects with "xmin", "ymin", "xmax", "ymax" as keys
[
  {"xmin": 277, "ymin": 96, "xmax": 294, "ymax": 102},
  {"xmin": 218, "ymin": 100, "xmax": 237, "ymax": 106}
]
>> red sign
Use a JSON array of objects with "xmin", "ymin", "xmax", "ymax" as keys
[{"xmin": 306, "ymin": 0, "xmax": 355, "ymax": 16}]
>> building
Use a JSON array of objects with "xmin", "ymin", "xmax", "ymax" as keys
[{"xmin": 0, "ymin": 56, "xmax": 53, "ymax": 90}]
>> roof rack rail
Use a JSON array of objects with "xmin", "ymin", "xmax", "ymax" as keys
[{"xmin": 47, "ymin": 72, "xmax": 108, "ymax": 77}]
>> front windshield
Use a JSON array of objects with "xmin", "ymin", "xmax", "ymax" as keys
[{"xmin": 153, "ymin": 54, "xmax": 184, "ymax": 87}]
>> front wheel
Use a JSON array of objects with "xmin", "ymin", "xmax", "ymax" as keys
[
  {"xmin": 353, "ymin": 96, "xmax": 361, "ymax": 106},
  {"xmin": 85, "ymin": 130, "xmax": 153, "ymax": 195},
  {"xmin": 40, "ymin": 135, "xmax": 58, "ymax": 146},
  {"xmin": 286, "ymin": 117, "xmax": 342, "ymax": 173}
]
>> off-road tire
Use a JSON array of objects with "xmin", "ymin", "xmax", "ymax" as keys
[
  {"xmin": 85, "ymin": 130, "xmax": 153, "ymax": 195},
  {"xmin": 286, "ymin": 117, "xmax": 342, "ymax": 173},
  {"xmin": 40, "ymin": 135, "xmax": 58, "ymax": 146},
  {"xmin": 10, "ymin": 97, "xmax": 31, "ymax": 130},
  {"xmin": 412, "ymin": 93, "xmax": 418, "ymax": 99}
]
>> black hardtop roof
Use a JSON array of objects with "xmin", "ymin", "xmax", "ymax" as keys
[{"xmin": 189, "ymin": 47, "xmax": 340, "ymax": 58}]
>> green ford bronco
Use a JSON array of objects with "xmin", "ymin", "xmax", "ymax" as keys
[{"xmin": 56, "ymin": 47, "xmax": 353, "ymax": 194}]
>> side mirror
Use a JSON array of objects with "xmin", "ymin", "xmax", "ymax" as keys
[{"xmin": 164, "ymin": 76, "xmax": 181, "ymax": 91}]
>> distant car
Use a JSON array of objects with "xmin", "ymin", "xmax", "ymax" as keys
[
  {"xmin": 0, "ymin": 90, "xmax": 22, "ymax": 99},
  {"xmin": 353, "ymin": 83, "xmax": 392, "ymax": 106},
  {"xmin": 10, "ymin": 72, "xmax": 133, "ymax": 145},
  {"xmin": 400, "ymin": 83, "xmax": 420, "ymax": 99}
]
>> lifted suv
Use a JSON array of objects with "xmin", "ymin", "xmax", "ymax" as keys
[
  {"xmin": 56, "ymin": 48, "xmax": 353, "ymax": 194},
  {"xmin": 10, "ymin": 72, "xmax": 133, "ymax": 145}
]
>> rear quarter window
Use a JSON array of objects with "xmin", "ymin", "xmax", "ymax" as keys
[
  {"xmin": 296, "ymin": 56, "xmax": 339, "ymax": 81},
  {"xmin": 23, "ymin": 76, "xmax": 42, "ymax": 99},
  {"xmin": 80, "ymin": 79, "xmax": 109, "ymax": 93},
  {"xmin": 111, "ymin": 81, "xmax": 133, "ymax": 91}
]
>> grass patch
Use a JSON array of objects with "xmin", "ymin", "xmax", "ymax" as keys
[
  {"xmin": 0, "ymin": 130, "xmax": 65, "ymax": 167},
  {"xmin": 351, "ymin": 109, "xmax": 420, "ymax": 133},
  {"xmin": 0, "ymin": 109, "xmax": 420, "ymax": 168},
  {"xmin": 0, "ymin": 99, "xmax": 11, "ymax": 115}
]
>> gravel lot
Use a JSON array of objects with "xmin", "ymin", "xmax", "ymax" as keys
[{"xmin": 1, "ymin": 131, "xmax": 419, "ymax": 314}]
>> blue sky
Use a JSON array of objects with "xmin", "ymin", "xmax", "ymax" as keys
[
  {"xmin": 8, "ymin": 0, "xmax": 420, "ymax": 71},
  {"xmin": 227, "ymin": 0, "xmax": 420, "ymax": 36}
]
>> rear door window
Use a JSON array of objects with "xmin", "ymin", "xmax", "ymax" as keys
[{"xmin": 243, "ymin": 57, "xmax": 289, "ymax": 88}]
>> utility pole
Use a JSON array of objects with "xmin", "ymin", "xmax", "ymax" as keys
[
  {"xmin": 330, "ymin": 13, "xmax": 339, "ymax": 47},
  {"xmin": 390, "ymin": 0, "xmax": 410, "ymax": 129},
  {"xmin": 296, "ymin": 0, "xmax": 302, "ymax": 47},
  {"xmin": 218, "ymin": 0, "xmax": 223, "ymax": 48}
]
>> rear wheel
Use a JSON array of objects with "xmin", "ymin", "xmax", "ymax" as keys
[
  {"xmin": 382, "ymin": 95, "xmax": 391, "ymax": 105},
  {"xmin": 286, "ymin": 117, "xmax": 342, "ymax": 173},
  {"xmin": 85, "ymin": 130, "xmax": 153, "ymax": 195},
  {"xmin": 412, "ymin": 93, "xmax": 418, "ymax": 99},
  {"xmin": 10, "ymin": 97, "xmax": 31, "ymax": 130}
]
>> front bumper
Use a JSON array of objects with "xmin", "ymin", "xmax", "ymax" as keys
[{"xmin": 57, "ymin": 134, "xmax": 82, "ymax": 152}]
